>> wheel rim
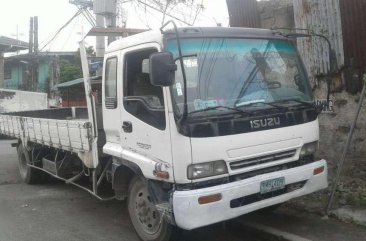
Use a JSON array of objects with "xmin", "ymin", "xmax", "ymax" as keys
[
  {"xmin": 134, "ymin": 187, "xmax": 161, "ymax": 235},
  {"xmin": 18, "ymin": 152, "xmax": 28, "ymax": 179}
]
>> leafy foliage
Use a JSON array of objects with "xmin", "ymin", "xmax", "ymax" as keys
[
  {"xmin": 59, "ymin": 46, "xmax": 96, "ymax": 83},
  {"xmin": 59, "ymin": 59, "xmax": 82, "ymax": 83}
]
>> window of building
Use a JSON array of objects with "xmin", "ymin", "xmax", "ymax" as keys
[{"xmin": 4, "ymin": 68, "xmax": 11, "ymax": 80}]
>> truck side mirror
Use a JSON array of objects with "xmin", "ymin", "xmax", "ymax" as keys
[{"xmin": 149, "ymin": 52, "xmax": 177, "ymax": 86}]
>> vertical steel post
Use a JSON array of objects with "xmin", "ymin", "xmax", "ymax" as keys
[
  {"xmin": 80, "ymin": 41, "xmax": 99, "ymax": 169},
  {"xmin": 326, "ymin": 74, "xmax": 366, "ymax": 214},
  {"xmin": 34, "ymin": 16, "xmax": 39, "ymax": 53},
  {"xmin": 95, "ymin": 14, "xmax": 105, "ymax": 57},
  {"xmin": 29, "ymin": 17, "xmax": 34, "ymax": 53},
  {"xmin": 33, "ymin": 16, "xmax": 39, "ymax": 92}
]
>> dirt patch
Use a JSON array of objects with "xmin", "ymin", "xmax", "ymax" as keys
[{"xmin": 286, "ymin": 156, "xmax": 366, "ymax": 216}]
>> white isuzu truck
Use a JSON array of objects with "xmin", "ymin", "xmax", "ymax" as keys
[{"xmin": 0, "ymin": 24, "xmax": 328, "ymax": 241}]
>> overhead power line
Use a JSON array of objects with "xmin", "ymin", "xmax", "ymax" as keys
[
  {"xmin": 136, "ymin": 0, "xmax": 193, "ymax": 26},
  {"xmin": 40, "ymin": 9, "xmax": 83, "ymax": 51},
  {"xmin": 80, "ymin": 8, "xmax": 96, "ymax": 26}
]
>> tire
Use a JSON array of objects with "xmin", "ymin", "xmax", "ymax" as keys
[
  {"xmin": 127, "ymin": 176, "xmax": 173, "ymax": 241},
  {"xmin": 17, "ymin": 144, "xmax": 42, "ymax": 184}
]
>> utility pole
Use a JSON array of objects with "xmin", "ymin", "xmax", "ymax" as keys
[
  {"xmin": 26, "ymin": 16, "xmax": 39, "ymax": 91},
  {"xmin": 95, "ymin": 14, "xmax": 105, "ymax": 57},
  {"xmin": 93, "ymin": 0, "xmax": 117, "ymax": 56},
  {"xmin": 34, "ymin": 16, "xmax": 39, "ymax": 53},
  {"xmin": 70, "ymin": 0, "xmax": 118, "ymax": 57},
  {"xmin": 29, "ymin": 17, "xmax": 34, "ymax": 53}
]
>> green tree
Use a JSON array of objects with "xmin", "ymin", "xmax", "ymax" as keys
[
  {"xmin": 59, "ymin": 46, "xmax": 96, "ymax": 83},
  {"xmin": 59, "ymin": 59, "xmax": 82, "ymax": 83}
]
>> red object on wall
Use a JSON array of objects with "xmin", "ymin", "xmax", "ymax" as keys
[{"xmin": 62, "ymin": 99, "xmax": 87, "ymax": 107}]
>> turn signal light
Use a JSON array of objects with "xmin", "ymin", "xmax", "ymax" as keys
[
  {"xmin": 153, "ymin": 170, "xmax": 170, "ymax": 179},
  {"xmin": 313, "ymin": 166, "xmax": 325, "ymax": 175},
  {"xmin": 198, "ymin": 193, "xmax": 222, "ymax": 205}
]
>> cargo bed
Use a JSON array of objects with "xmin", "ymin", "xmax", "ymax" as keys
[{"xmin": 0, "ymin": 107, "xmax": 104, "ymax": 168}]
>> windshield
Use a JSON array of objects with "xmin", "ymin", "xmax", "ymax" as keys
[{"xmin": 166, "ymin": 38, "xmax": 313, "ymax": 117}]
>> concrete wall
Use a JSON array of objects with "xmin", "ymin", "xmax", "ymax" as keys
[
  {"xmin": 315, "ymin": 79, "xmax": 366, "ymax": 159},
  {"xmin": 255, "ymin": 0, "xmax": 366, "ymax": 210},
  {"xmin": 0, "ymin": 88, "xmax": 48, "ymax": 113},
  {"xmin": 257, "ymin": 0, "xmax": 366, "ymax": 159},
  {"xmin": 257, "ymin": 0, "xmax": 294, "ymax": 30}
]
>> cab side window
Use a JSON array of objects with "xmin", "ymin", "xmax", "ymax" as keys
[
  {"xmin": 123, "ymin": 48, "xmax": 165, "ymax": 130},
  {"xmin": 105, "ymin": 57, "xmax": 118, "ymax": 109}
]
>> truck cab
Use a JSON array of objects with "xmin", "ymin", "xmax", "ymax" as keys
[{"xmin": 102, "ymin": 27, "xmax": 327, "ymax": 239}]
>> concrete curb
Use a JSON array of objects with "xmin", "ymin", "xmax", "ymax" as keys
[
  {"xmin": 239, "ymin": 219, "xmax": 312, "ymax": 241},
  {"xmin": 331, "ymin": 207, "xmax": 366, "ymax": 227}
]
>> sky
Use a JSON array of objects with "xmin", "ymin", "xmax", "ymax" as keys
[{"xmin": 0, "ymin": 0, "xmax": 229, "ymax": 53}]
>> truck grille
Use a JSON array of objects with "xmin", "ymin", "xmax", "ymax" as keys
[{"xmin": 230, "ymin": 150, "xmax": 296, "ymax": 170}]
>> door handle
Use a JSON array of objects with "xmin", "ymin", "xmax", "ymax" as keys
[{"xmin": 122, "ymin": 121, "xmax": 133, "ymax": 133}]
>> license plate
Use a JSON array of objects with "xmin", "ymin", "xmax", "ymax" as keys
[{"xmin": 260, "ymin": 177, "xmax": 285, "ymax": 194}]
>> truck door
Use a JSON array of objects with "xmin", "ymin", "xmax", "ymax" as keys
[{"xmin": 120, "ymin": 44, "xmax": 173, "ymax": 178}]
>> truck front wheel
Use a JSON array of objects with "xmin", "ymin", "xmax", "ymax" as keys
[
  {"xmin": 127, "ymin": 176, "xmax": 172, "ymax": 241},
  {"xmin": 17, "ymin": 144, "xmax": 41, "ymax": 184}
]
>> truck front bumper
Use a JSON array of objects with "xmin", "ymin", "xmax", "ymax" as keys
[{"xmin": 173, "ymin": 159, "xmax": 327, "ymax": 230}]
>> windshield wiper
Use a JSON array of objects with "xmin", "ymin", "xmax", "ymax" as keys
[
  {"xmin": 236, "ymin": 100, "xmax": 288, "ymax": 112},
  {"xmin": 189, "ymin": 105, "xmax": 250, "ymax": 116},
  {"xmin": 274, "ymin": 99, "xmax": 315, "ymax": 108},
  {"xmin": 235, "ymin": 99, "xmax": 265, "ymax": 107},
  {"xmin": 264, "ymin": 102, "xmax": 289, "ymax": 111},
  {"xmin": 272, "ymin": 99, "xmax": 323, "ymax": 115}
]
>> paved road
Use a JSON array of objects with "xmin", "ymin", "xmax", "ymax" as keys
[{"xmin": 0, "ymin": 140, "xmax": 269, "ymax": 241}]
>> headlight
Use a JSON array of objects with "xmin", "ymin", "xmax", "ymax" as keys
[
  {"xmin": 187, "ymin": 160, "xmax": 228, "ymax": 180},
  {"xmin": 300, "ymin": 141, "xmax": 318, "ymax": 158}
]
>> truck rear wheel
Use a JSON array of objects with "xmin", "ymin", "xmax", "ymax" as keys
[
  {"xmin": 17, "ymin": 144, "xmax": 42, "ymax": 184},
  {"xmin": 127, "ymin": 176, "xmax": 172, "ymax": 241}
]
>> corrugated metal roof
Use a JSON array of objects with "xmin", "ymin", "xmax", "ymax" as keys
[
  {"xmin": 293, "ymin": 0, "xmax": 344, "ymax": 79},
  {"xmin": 52, "ymin": 76, "xmax": 102, "ymax": 90},
  {"xmin": 5, "ymin": 52, "xmax": 76, "ymax": 62},
  {"xmin": 86, "ymin": 27, "xmax": 147, "ymax": 37},
  {"xmin": 339, "ymin": 0, "xmax": 366, "ymax": 92},
  {"xmin": 0, "ymin": 36, "xmax": 28, "ymax": 52},
  {"xmin": 226, "ymin": 0, "xmax": 260, "ymax": 28}
]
